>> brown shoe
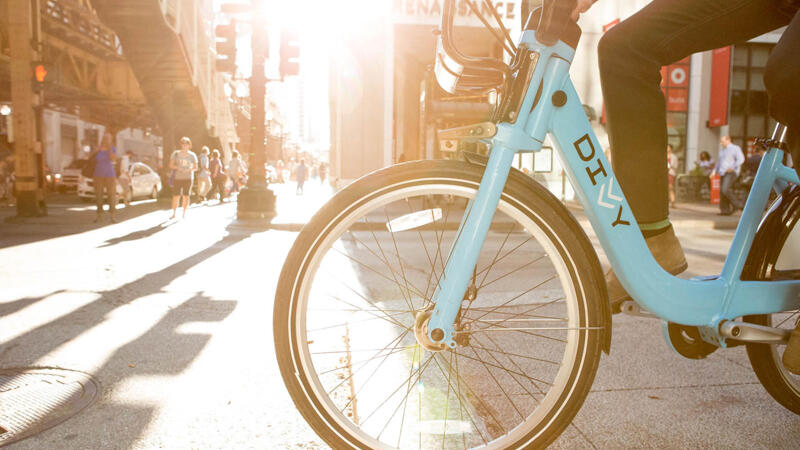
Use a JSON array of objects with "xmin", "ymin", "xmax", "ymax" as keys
[
  {"xmin": 607, "ymin": 226, "xmax": 688, "ymax": 313},
  {"xmin": 783, "ymin": 321, "xmax": 800, "ymax": 375}
]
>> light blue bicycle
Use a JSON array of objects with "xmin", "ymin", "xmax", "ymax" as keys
[{"xmin": 274, "ymin": 1, "xmax": 800, "ymax": 448}]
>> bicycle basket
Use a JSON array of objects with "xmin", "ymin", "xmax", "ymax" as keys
[
  {"xmin": 433, "ymin": 1, "xmax": 580, "ymax": 98},
  {"xmin": 433, "ymin": 0, "xmax": 512, "ymax": 96}
]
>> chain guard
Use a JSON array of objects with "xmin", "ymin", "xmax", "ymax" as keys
[{"xmin": 665, "ymin": 322, "xmax": 718, "ymax": 359}]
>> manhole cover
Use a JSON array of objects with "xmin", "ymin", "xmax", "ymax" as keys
[{"xmin": 0, "ymin": 367, "xmax": 100, "ymax": 447}]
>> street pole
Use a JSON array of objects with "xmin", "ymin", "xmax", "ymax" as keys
[
  {"xmin": 8, "ymin": 0, "xmax": 47, "ymax": 216},
  {"xmin": 237, "ymin": 17, "xmax": 276, "ymax": 220}
]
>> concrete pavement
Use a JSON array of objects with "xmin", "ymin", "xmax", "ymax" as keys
[{"xmin": 0, "ymin": 183, "xmax": 797, "ymax": 449}]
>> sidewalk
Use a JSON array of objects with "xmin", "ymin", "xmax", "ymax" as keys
[
  {"xmin": 567, "ymin": 199, "xmax": 741, "ymax": 230},
  {"xmin": 265, "ymin": 180, "xmax": 741, "ymax": 231}
]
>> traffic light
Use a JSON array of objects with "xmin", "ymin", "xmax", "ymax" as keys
[
  {"xmin": 216, "ymin": 21, "xmax": 237, "ymax": 73},
  {"xmin": 32, "ymin": 62, "xmax": 48, "ymax": 92},
  {"xmin": 279, "ymin": 30, "xmax": 300, "ymax": 79}
]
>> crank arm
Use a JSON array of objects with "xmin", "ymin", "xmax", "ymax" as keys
[{"xmin": 719, "ymin": 320, "xmax": 791, "ymax": 344}]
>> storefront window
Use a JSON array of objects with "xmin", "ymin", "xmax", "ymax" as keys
[{"xmin": 730, "ymin": 43, "xmax": 778, "ymax": 155}]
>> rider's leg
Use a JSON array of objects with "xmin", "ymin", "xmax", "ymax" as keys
[
  {"xmin": 598, "ymin": 0, "xmax": 791, "ymax": 307},
  {"xmin": 763, "ymin": 6, "xmax": 800, "ymax": 374},
  {"xmin": 764, "ymin": 6, "xmax": 800, "ymax": 180}
]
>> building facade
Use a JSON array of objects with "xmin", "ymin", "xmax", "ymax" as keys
[{"xmin": 328, "ymin": 0, "xmax": 786, "ymax": 197}]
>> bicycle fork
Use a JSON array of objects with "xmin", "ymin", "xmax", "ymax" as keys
[{"xmin": 426, "ymin": 144, "xmax": 517, "ymax": 348}]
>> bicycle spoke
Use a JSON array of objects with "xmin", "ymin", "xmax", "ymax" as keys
[
  {"xmin": 356, "ymin": 226, "xmax": 432, "ymax": 307},
  {"xmin": 360, "ymin": 353, "xmax": 436, "ymax": 428},
  {"xmin": 477, "ymin": 332, "xmax": 549, "ymax": 398},
  {"xmin": 394, "ymin": 343, "xmax": 419, "ymax": 448},
  {"xmin": 294, "ymin": 184, "xmax": 592, "ymax": 448},
  {"xmin": 775, "ymin": 310, "xmax": 800, "ymax": 328},
  {"xmin": 451, "ymin": 349, "xmax": 554, "ymax": 386},
  {"xmin": 478, "ymin": 254, "xmax": 548, "ymax": 290},
  {"xmin": 475, "ymin": 218, "xmax": 518, "ymax": 288},
  {"xmin": 470, "ymin": 333, "xmax": 546, "ymax": 404},
  {"xmin": 307, "ymin": 307, "xmax": 409, "ymax": 333},
  {"xmin": 468, "ymin": 274, "xmax": 560, "ymax": 325},
  {"xmin": 384, "ymin": 207, "xmax": 419, "ymax": 311},
  {"xmin": 348, "ymin": 229, "xmax": 427, "ymax": 304},
  {"xmin": 426, "ymin": 199, "xmax": 454, "ymax": 300},
  {"xmin": 430, "ymin": 352, "xmax": 496, "ymax": 443},
  {"xmin": 324, "ymin": 328, "xmax": 412, "ymax": 393},
  {"xmin": 466, "ymin": 343, "xmax": 561, "ymax": 366},
  {"xmin": 329, "ymin": 247, "xmax": 426, "ymax": 303},
  {"xmin": 317, "ymin": 345, "xmax": 410, "ymax": 376},
  {"xmin": 322, "ymin": 278, "xmax": 411, "ymax": 330}
]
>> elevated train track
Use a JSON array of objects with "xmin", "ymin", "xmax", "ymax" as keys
[{"xmin": 1, "ymin": 0, "xmax": 236, "ymax": 158}]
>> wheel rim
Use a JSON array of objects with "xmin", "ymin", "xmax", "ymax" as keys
[{"xmin": 289, "ymin": 181, "xmax": 591, "ymax": 449}]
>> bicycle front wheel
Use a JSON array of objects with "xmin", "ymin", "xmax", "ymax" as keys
[{"xmin": 274, "ymin": 160, "xmax": 608, "ymax": 449}]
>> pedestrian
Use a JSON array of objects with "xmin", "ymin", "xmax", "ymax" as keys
[
  {"xmin": 743, "ymin": 145, "xmax": 765, "ymax": 179},
  {"xmin": 169, "ymin": 136, "xmax": 198, "ymax": 219},
  {"xmin": 196, "ymin": 146, "xmax": 212, "ymax": 202},
  {"xmin": 92, "ymin": 132, "xmax": 119, "ymax": 223},
  {"xmin": 118, "ymin": 150, "xmax": 132, "ymax": 206},
  {"xmin": 711, "ymin": 135, "xmax": 745, "ymax": 216},
  {"xmin": 208, "ymin": 149, "xmax": 226, "ymax": 203},
  {"xmin": 3, "ymin": 157, "xmax": 15, "ymax": 206},
  {"xmin": 227, "ymin": 150, "xmax": 245, "ymax": 194},
  {"xmin": 667, "ymin": 144, "xmax": 678, "ymax": 208},
  {"xmin": 277, "ymin": 159, "xmax": 286, "ymax": 183},
  {"xmin": 697, "ymin": 151, "xmax": 714, "ymax": 176},
  {"xmin": 319, "ymin": 162, "xmax": 327, "ymax": 184},
  {"xmin": 296, "ymin": 158, "xmax": 307, "ymax": 195}
]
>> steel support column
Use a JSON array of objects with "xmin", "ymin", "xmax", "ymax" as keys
[
  {"xmin": 237, "ymin": 19, "xmax": 275, "ymax": 221},
  {"xmin": 8, "ymin": 0, "xmax": 46, "ymax": 216}
]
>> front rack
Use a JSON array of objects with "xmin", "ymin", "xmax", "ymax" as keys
[
  {"xmin": 434, "ymin": 0, "xmax": 516, "ymax": 103},
  {"xmin": 434, "ymin": 0, "xmax": 579, "ymax": 122}
]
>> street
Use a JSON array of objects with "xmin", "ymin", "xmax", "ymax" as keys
[{"xmin": 1, "ymin": 184, "xmax": 798, "ymax": 448}]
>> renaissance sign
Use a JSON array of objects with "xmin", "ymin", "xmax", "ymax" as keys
[{"xmin": 393, "ymin": 0, "xmax": 522, "ymax": 27}]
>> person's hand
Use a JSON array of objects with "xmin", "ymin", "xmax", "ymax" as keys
[{"xmin": 571, "ymin": 0, "xmax": 597, "ymax": 20}]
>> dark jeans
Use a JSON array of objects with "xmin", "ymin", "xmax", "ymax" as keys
[
  {"xmin": 599, "ymin": 0, "xmax": 800, "ymax": 224},
  {"xmin": 94, "ymin": 176, "xmax": 116, "ymax": 214},
  {"xmin": 209, "ymin": 176, "xmax": 227, "ymax": 202},
  {"xmin": 720, "ymin": 172, "xmax": 743, "ymax": 213}
]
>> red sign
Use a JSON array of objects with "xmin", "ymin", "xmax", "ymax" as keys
[
  {"xmin": 660, "ymin": 58, "xmax": 690, "ymax": 112},
  {"xmin": 665, "ymin": 89, "xmax": 689, "ymax": 112},
  {"xmin": 708, "ymin": 46, "xmax": 731, "ymax": 128},
  {"xmin": 667, "ymin": 66, "xmax": 688, "ymax": 88}
]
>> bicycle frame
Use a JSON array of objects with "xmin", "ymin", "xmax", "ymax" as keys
[{"xmin": 427, "ymin": 31, "xmax": 800, "ymax": 349}]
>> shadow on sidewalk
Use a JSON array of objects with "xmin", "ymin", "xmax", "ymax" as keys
[
  {"xmin": 0, "ymin": 291, "xmax": 64, "ymax": 318},
  {"xmin": 96, "ymin": 221, "xmax": 176, "ymax": 248},
  {"xmin": 0, "ymin": 200, "xmax": 167, "ymax": 250},
  {"xmin": 0, "ymin": 223, "xmax": 253, "ymax": 447}
]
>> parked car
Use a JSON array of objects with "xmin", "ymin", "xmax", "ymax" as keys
[
  {"xmin": 59, "ymin": 159, "xmax": 88, "ymax": 192},
  {"xmin": 78, "ymin": 162, "xmax": 161, "ymax": 203}
]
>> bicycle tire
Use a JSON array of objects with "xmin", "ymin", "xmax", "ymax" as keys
[
  {"xmin": 745, "ymin": 312, "xmax": 800, "ymax": 414},
  {"xmin": 743, "ymin": 185, "xmax": 800, "ymax": 415},
  {"xmin": 274, "ymin": 160, "xmax": 609, "ymax": 448}
]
